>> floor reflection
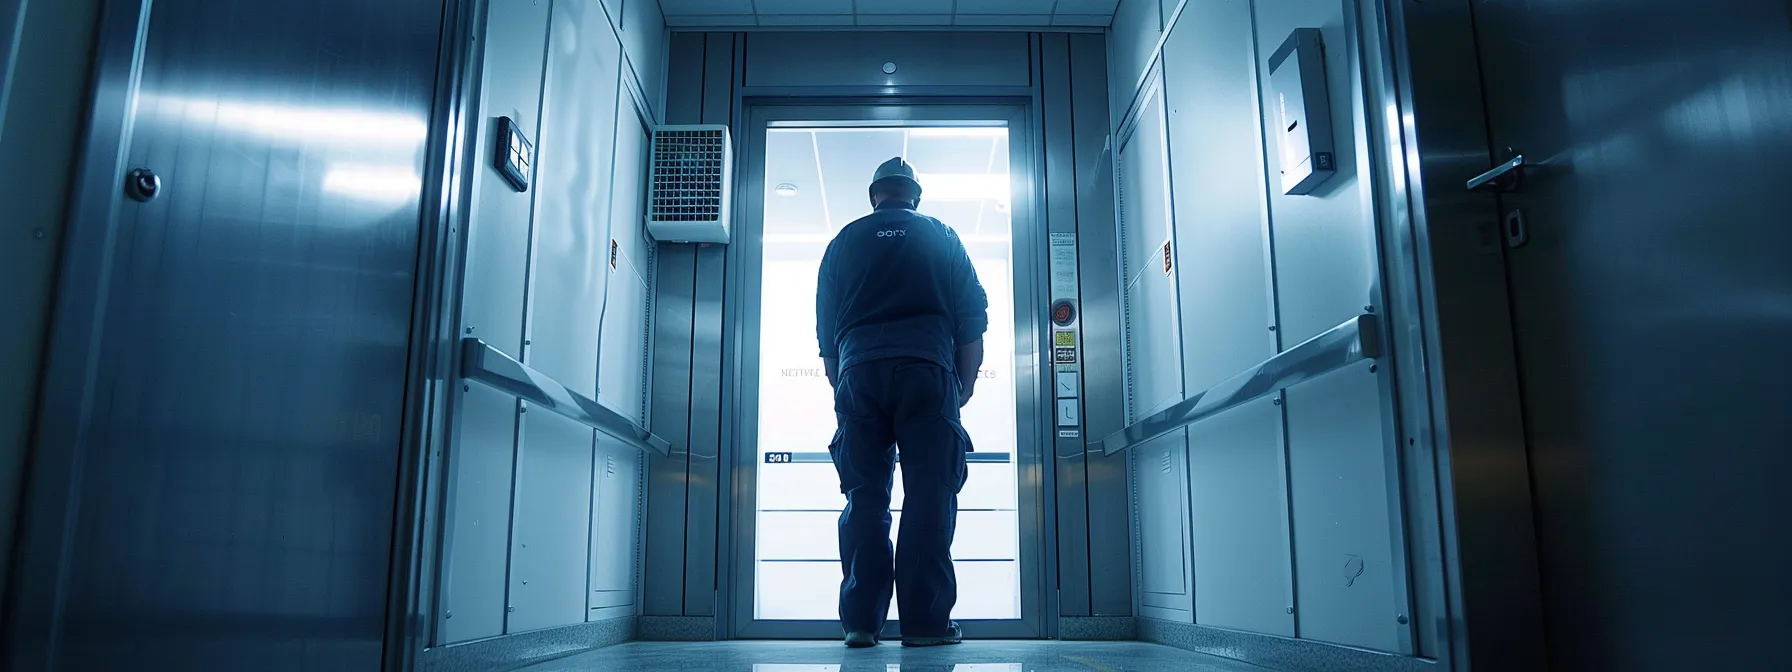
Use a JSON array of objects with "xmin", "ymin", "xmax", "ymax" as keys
[{"xmin": 517, "ymin": 640, "xmax": 1266, "ymax": 672}]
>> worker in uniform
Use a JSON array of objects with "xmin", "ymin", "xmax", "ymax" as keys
[{"xmin": 816, "ymin": 157, "xmax": 989, "ymax": 648}]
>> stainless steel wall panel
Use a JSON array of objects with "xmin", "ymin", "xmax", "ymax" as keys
[
  {"xmin": 643, "ymin": 243, "xmax": 695, "ymax": 616},
  {"xmin": 8, "ymin": 0, "xmax": 446, "ymax": 666},
  {"xmin": 1131, "ymin": 429, "xmax": 1195, "ymax": 622},
  {"xmin": 589, "ymin": 434, "xmax": 642, "ymax": 610},
  {"xmin": 506, "ymin": 411, "xmax": 597, "ymax": 633},
  {"xmin": 461, "ymin": 0, "xmax": 553, "ymax": 357},
  {"xmin": 1186, "ymin": 398, "xmax": 1295, "ymax": 636},
  {"xmin": 529, "ymin": 0, "xmax": 624, "ymax": 400},
  {"xmin": 442, "ymin": 386, "xmax": 523, "ymax": 644},
  {"xmin": 682, "ymin": 32, "xmax": 735, "ymax": 619},
  {"xmin": 640, "ymin": 32, "xmax": 706, "ymax": 617},
  {"xmin": 1041, "ymin": 33, "xmax": 1091, "ymax": 619},
  {"xmin": 741, "ymin": 32, "xmax": 1030, "ymax": 89},
  {"xmin": 1284, "ymin": 364, "xmax": 1399, "ymax": 651},
  {"xmin": 1069, "ymin": 32, "xmax": 1133, "ymax": 618},
  {"xmin": 1108, "ymin": 0, "xmax": 1161, "ymax": 120}
]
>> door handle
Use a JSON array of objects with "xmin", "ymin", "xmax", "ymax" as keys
[{"xmin": 1466, "ymin": 153, "xmax": 1524, "ymax": 192}]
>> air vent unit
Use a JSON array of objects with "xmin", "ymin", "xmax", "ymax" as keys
[{"xmin": 646, "ymin": 124, "xmax": 732, "ymax": 244}]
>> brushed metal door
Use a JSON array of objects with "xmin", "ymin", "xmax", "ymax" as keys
[
  {"xmin": 1470, "ymin": 2, "xmax": 1792, "ymax": 669},
  {"xmin": 12, "ymin": 0, "xmax": 446, "ymax": 668}
]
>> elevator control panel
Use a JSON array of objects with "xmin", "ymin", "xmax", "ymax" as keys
[{"xmin": 1268, "ymin": 28, "xmax": 1336, "ymax": 196}]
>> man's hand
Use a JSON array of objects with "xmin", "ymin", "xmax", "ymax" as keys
[
  {"xmin": 823, "ymin": 357, "xmax": 840, "ymax": 390},
  {"xmin": 955, "ymin": 339, "xmax": 984, "ymax": 408}
]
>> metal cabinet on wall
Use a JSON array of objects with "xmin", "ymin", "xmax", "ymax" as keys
[
  {"xmin": 589, "ymin": 434, "xmax": 642, "ymax": 618},
  {"xmin": 597, "ymin": 96, "xmax": 655, "ymax": 425},
  {"xmin": 1158, "ymin": 0, "xmax": 1296, "ymax": 637},
  {"xmin": 1116, "ymin": 68, "xmax": 1195, "ymax": 623}
]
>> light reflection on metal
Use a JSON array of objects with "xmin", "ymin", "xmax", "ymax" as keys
[
  {"xmin": 461, "ymin": 337, "xmax": 672, "ymax": 456},
  {"xmin": 1101, "ymin": 314, "xmax": 1383, "ymax": 455}
]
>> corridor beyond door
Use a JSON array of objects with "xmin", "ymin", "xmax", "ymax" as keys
[{"xmin": 750, "ymin": 125, "xmax": 1022, "ymax": 629}]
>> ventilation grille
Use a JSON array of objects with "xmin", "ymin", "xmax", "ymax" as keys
[{"xmin": 647, "ymin": 125, "xmax": 732, "ymax": 244}]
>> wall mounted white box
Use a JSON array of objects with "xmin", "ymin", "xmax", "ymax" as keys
[{"xmin": 1267, "ymin": 28, "xmax": 1336, "ymax": 196}]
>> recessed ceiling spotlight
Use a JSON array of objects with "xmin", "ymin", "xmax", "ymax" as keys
[{"xmin": 774, "ymin": 182, "xmax": 798, "ymax": 197}]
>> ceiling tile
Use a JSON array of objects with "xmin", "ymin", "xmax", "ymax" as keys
[
  {"xmin": 854, "ymin": 0, "xmax": 955, "ymax": 14},
  {"xmin": 664, "ymin": 14, "xmax": 759, "ymax": 26},
  {"xmin": 955, "ymin": 0, "xmax": 1058, "ymax": 14},
  {"xmin": 954, "ymin": 14, "xmax": 1053, "ymax": 26},
  {"xmin": 1052, "ymin": 13, "xmax": 1112, "ymax": 26},
  {"xmin": 757, "ymin": 14, "xmax": 855, "ymax": 25},
  {"xmin": 658, "ymin": 0, "xmax": 755, "ymax": 15},
  {"xmin": 856, "ymin": 14, "xmax": 954, "ymax": 26},
  {"xmin": 754, "ymin": 0, "xmax": 854, "ymax": 14},
  {"xmin": 1053, "ymin": 0, "xmax": 1121, "ymax": 15}
]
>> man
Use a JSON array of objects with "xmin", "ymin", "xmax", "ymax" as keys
[{"xmin": 816, "ymin": 157, "xmax": 989, "ymax": 649}]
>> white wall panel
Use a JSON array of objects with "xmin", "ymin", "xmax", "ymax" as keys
[
  {"xmin": 440, "ymin": 0, "xmax": 553, "ymax": 644},
  {"xmin": 598, "ymin": 99, "xmax": 652, "ymax": 423},
  {"xmin": 441, "ymin": 386, "xmax": 521, "ymax": 643},
  {"xmin": 508, "ymin": 411, "xmax": 597, "ymax": 633},
  {"xmin": 1187, "ymin": 399, "xmax": 1295, "ymax": 635},
  {"xmin": 1285, "ymin": 365, "xmax": 1398, "ymax": 650},
  {"xmin": 461, "ymin": 0, "xmax": 552, "ymax": 356},
  {"xmin": 1132, "ymin": 429, "xmax": 1194, "ymax": 622},
  {"xmin": 1108, "ymin": 0, "xmax": 1161, "ymax": 120},
  {"xmin": 1252, "ymin": 0, "xmax": 1400, "ymax": 653},
  {"xmin": 621, "ymin": 0, "xmax": 666, "ymax": 114},
  {"xmin": 531, "ymin": 0, "xmax": 624, "ymax": 398}
]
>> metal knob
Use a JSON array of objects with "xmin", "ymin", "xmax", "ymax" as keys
[{"xmin": 125, "ymin": 168, "xmax": 161, "ymax": 202}]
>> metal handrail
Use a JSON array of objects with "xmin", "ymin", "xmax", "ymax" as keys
[
  {"xmin": 461, "ymin": 337, "xmax": 672, "ymax": 456},
  {"xmin": 764, "ymin": 451, "xmax": 1013, "ymax": 465},
  {"xmin": 1100, "ymin": 314, "xmax": 1382, "ymax": 455}
]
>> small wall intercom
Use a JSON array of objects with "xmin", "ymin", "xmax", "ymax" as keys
[
  {"xmin": 494, "ymin": 116, "xmax": 533, "ymax": 193},
  {"xmin": 1268, "ymin": 28, "xmax": 1336, "ymax": 196}
]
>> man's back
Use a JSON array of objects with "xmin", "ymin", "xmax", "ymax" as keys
[{"xmin": 815, "ymin": 203, "xmax": 988, "ymax": 373}]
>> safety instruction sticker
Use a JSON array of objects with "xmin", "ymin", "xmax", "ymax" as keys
[{"xmin": 1050, "ymin": 232, "xmax": 1078, "ymax": 297}]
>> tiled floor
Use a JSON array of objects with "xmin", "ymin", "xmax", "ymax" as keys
[{"xmin": 517, "ymin": 640, "xmax": 1272, "ymax": 672}]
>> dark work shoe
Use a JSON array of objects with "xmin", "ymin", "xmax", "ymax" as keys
[
  {"xmin": 901, "ymin": 622, "xmax": 963, "ymax": 647},
  {"xmin": 844, "ymin": 631, "xmax": 878, "ymax": 648}
]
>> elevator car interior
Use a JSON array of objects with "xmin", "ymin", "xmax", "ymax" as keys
[{"xmin": 2, "ymin": 1, "xmax": 1788, "ymax": 671}]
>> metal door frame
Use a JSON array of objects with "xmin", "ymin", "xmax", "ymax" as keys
[{"xmin": 722, "ymin": 100, "xmax": 1053, "ymax": 640}]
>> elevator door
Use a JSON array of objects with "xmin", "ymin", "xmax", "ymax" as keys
[
  {"xmin": 5, "ymin": 0, "xmax": 443, "ymax": 669},
  {"xmin": 1465, "ymin": 1, "xmax": 1792, "ymax": 669},
  {"xmin": 729, "ymin": 105, "xmax": 1048, "ymax": 640}
]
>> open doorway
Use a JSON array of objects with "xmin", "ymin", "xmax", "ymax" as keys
[{"xmin": 727, "ymin": 107, "xmax": 1048, "ymax": 640}]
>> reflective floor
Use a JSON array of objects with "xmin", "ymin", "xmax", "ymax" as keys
[{"xmin": 515, "ymin": 641, "xmax": 1268, "ymax": 672}]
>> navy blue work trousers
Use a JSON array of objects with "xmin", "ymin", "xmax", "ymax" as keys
[{"xmin": 828, "ymin": 357, "xmax": 971, "ymax": 638}]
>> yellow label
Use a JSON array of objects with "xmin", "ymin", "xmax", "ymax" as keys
[{"xmin": 1054, "ymin": 331, "xmax": 1076, "ymax": 347}]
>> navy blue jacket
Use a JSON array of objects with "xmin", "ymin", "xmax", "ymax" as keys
[{"xmin": 816, "ymin": 203, "xmax": 989, "ymax": 373}]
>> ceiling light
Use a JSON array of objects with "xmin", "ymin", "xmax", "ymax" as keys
[{"xmin": 774, "ymin": 182, "xmax": 799, "ymax": 197}]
